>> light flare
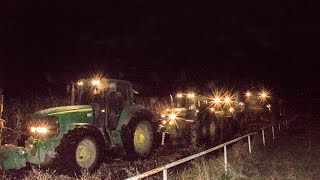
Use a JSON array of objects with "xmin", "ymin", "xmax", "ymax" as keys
[
  {"xmin": 176, "ymin": 93, "xmax": 183, "ymax": 98},
  {"xmin": 168, "ymin": 113, "xmax": 177, "ymax": 120},
  {"xmin": 187, "ymin": 92, "xmax": 196, "ymax": 99},
  {"xmin": 77, "ymin": 81, "xmax": 84, "ymax": 86},
  {"xmin": 30, "ymin": 127, "xmax": 48, "ymax": 134},
  {"xmin": 245, "ymin": 91, "xmax": 252, "ymax": 98},
  {"xmin": 258, "ymin": 89, "xmax": 270, "ymax": 102},
  {"xmin": 224, "ymin": 97, "xmax": 231, "ymax": 104},
  {"xmin": 91, "ymin": 79, "xmax": 101, "ymax": 86}
]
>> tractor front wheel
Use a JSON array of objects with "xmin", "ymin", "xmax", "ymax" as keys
[{"xmin": 54, "ymin": 128, "xmax": 104, "ymax": 175}]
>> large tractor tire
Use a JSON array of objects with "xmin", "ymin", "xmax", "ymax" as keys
[
  {"xmin": 189, "ymin": 110, "xmax": 213, "ymax": 147},
  {"xmin": 208, "ymin": 116, "xmax": 222, "ymax": 146},
  {"xmin": 236, "ymin": 113, "xmax": 246, "ymax": 135},
  {"xmin": 189, "ymin": 122, "xmax": 201, "ymax": 146},
  {"xmin": 215, "ymin": 118, "xmax": 226, "ymax": 144},
  {"xmin": 122, "ymin": 115, "xmax": 154, "ymax": 159},
  {"xmin": 54, "ymin": 127, "xmax": 104, "ymax": 175},
  {"xmin": 222, "ymin": 117, "xmax": 235, "ymax": 141}
]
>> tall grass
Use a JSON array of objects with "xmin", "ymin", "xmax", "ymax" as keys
[
  {"xmin": 173, "ymin": 119, "xmax": 320, "ymax": 180},
  {"xmin": 2, "ymin": 95, "xmax": 70, "ymax": 144}
]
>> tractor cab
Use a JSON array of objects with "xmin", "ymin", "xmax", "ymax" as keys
[{"xmin": 74, "ymin": 78, "xmax": 134, "ymax": 129}]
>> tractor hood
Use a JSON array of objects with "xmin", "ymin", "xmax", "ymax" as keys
[
  {"xmin": 32, "ymin": 105, "xmax": 94, "ymax": 135},
  {"xmin": 34, "ymin": 105, "xmax": 93, "ymax": 116}
]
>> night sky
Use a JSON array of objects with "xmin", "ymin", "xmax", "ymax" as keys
[{"xmin": 1, "ymin": 1, "xmax": 319, "ymax": 98}]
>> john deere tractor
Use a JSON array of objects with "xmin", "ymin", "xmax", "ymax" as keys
[
  {"xmin": 0, "ymin": 78, "xmax": 158, "ymax": 175},
  {"xmin": 159, "ymin": 89, "xmax": 270, "ymax": 148},
  {"xmin": 159, "ymin": 92, "xmax": 235, "ymax": 147}
]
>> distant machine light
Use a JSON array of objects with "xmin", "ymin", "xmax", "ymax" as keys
[
  {"xmin": 239, "ymin": 102, "xmax": 244, "ymax": 106},
  {"xmin": 91, "ymin": 79, "xmax": 101, "ymax": 86},
  {"xmin": 161, "ymin": 114, "xmax": 166, "ymax": 118},
  {"xmin": 168, "ymin": 113, "xmax": 177, "ymax": 121},
  {"xmin": 214, "ymin": 97, "xmax": 221, "ymax": 104},
  {"xmin": 77, "ymin": 81, "xmax": 84, "ymax": 86},
  {"xmin": 229, "ymin": 107, "xmax": 234, "ymax": 113},
  {"xmin": 176, "ymin": 93, "xmax": 183, "ymax": 98},
  {"xmin": 187, "ymin": 93, "xmax": 195, "ymax": 99},
  {"xmin": 169, "ymin": 119, "xmax": 175, "ymax": 125},
  {"xmin": 210, "ymin": 107, "xmax": 215, "ymax": 112},
  {"xmin": 224, "ymin": 97, "xmax": 231, "ymax": 104},
  {"xmin": 259, "ymin": 90, "xmax": 270, "ymax": 101},
  {"xmin": 245, "ymin": 91, "xmax": 251, "ymax": 98}
]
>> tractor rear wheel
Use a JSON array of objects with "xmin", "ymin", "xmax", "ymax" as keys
[
  {"xmin": 189, "ymin": 123, "xmax": 200, "ymax": 146},
  {"xmin": 123, "ymin": 117, "xmax": 154, "ymax": 159},
  {"xmin": 208, "ymin": 118, "xmax": 221, "ymax": 146}
]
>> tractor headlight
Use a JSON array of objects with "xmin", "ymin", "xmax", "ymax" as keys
[
  {"xmin": 168, "ymin": 113, "xmax": 176, "ymax": 121},
  {"xmin": 18, "ymin": 149, "xmax": 26, "ymax": 156},
  {"xmin": 91, "ymin": 79, "xmax": 101, "ymax": 86},
  {"xmin": 30, "ymin": 127, "xmax": 48, "ymax": 134},
  {"xmin": 176, "ymin": 93, "xmax": 183, "ymax": 98},
  {"xmin": 214, "ymin": 97, "xmax": 221, "ymax": 104},
  {"xmin": 224, "ymin": 97, "xmax": 231, "ymax": 104},
  {"xmin": 187, "ymin": 93, "xmax": 195, "ymax": 99},
  {"xmin": 29, "ymin": 116, "xmax": 59, "ymax": 137}
]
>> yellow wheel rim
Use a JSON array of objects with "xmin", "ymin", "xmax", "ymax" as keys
[
  {"xmin": 209, "ymin": 121, "xmax": 217, "ymax": 137},
  {"xmin": 190, "ymin": 127, "xmax": 197, "ymax": 145},
  {"xmin": 202, "ymin": 126, "xmax": 208, "ymax": 135},
  {"xmin": 134, "ymin": 123, "xmax": 151, "ymax": 154},
  {"xmin": 76, "ymin": 139, "xmax": 97, "ymax": 168}
]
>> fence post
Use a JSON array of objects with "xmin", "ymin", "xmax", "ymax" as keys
[
  {"xmin": 278, "ymin": 123, "xmax": 281, "ymax": 131},
  {"xmin": 272, "ymin": 126, "xmax": 275, "ymax": 140},
  {"xmin": 163, "ymin": 169, "xmax": 168, "ymax": 180},
  {"xmin": 224, "ymin": 145, "xmax": 227, "ymax": 172},
  {"xmin": 262, "ymin": 129, "xmax": 265, "ymax": 146},
  {"xmin": 248, "ymin": 135, "xmax": 252, "ymax": 154}
]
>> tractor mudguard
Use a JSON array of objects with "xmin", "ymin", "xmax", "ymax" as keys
[
  {"xmin": 0, "ymin": 144, "xmax": 27, "ymax": 170},
  {"xmin": 116, "ymin": 105, "xmax": 152, "ymax": 131}
]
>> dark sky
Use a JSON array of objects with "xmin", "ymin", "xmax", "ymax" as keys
[{"xmin": 1, "ymin": 1, "xmax": 319, "ymax": 97}]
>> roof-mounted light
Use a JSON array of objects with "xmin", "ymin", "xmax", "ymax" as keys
[{"xmin": 91, "ymin": 79, "xmax": 101, "ymax": 86}]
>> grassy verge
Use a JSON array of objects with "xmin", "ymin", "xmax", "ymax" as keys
[{"xmin": 174, "ymin": 118, "xmax": 320, "ymax": 180}]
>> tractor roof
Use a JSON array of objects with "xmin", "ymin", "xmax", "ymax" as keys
[{"xmin": 77, "ymin": 78, "xmax": 132, "ymax": 88}]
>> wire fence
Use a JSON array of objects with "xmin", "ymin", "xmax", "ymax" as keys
[{"xmin": 126, "ymin": 117, "xmax": 294, "ymax": 180}]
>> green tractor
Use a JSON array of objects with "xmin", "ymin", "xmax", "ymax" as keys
[
  {"xmin": 0, "ymin": 78, "xmax": 158, "ymax": 175},
  {"xmin": 159, "ymin": 92, "xmax": 229, "ymax": 147}
]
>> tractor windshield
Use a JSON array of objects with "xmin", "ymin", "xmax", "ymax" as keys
[{"xmin": 74, "ymin": 78, "xmax": 132, "ymax": 109}]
